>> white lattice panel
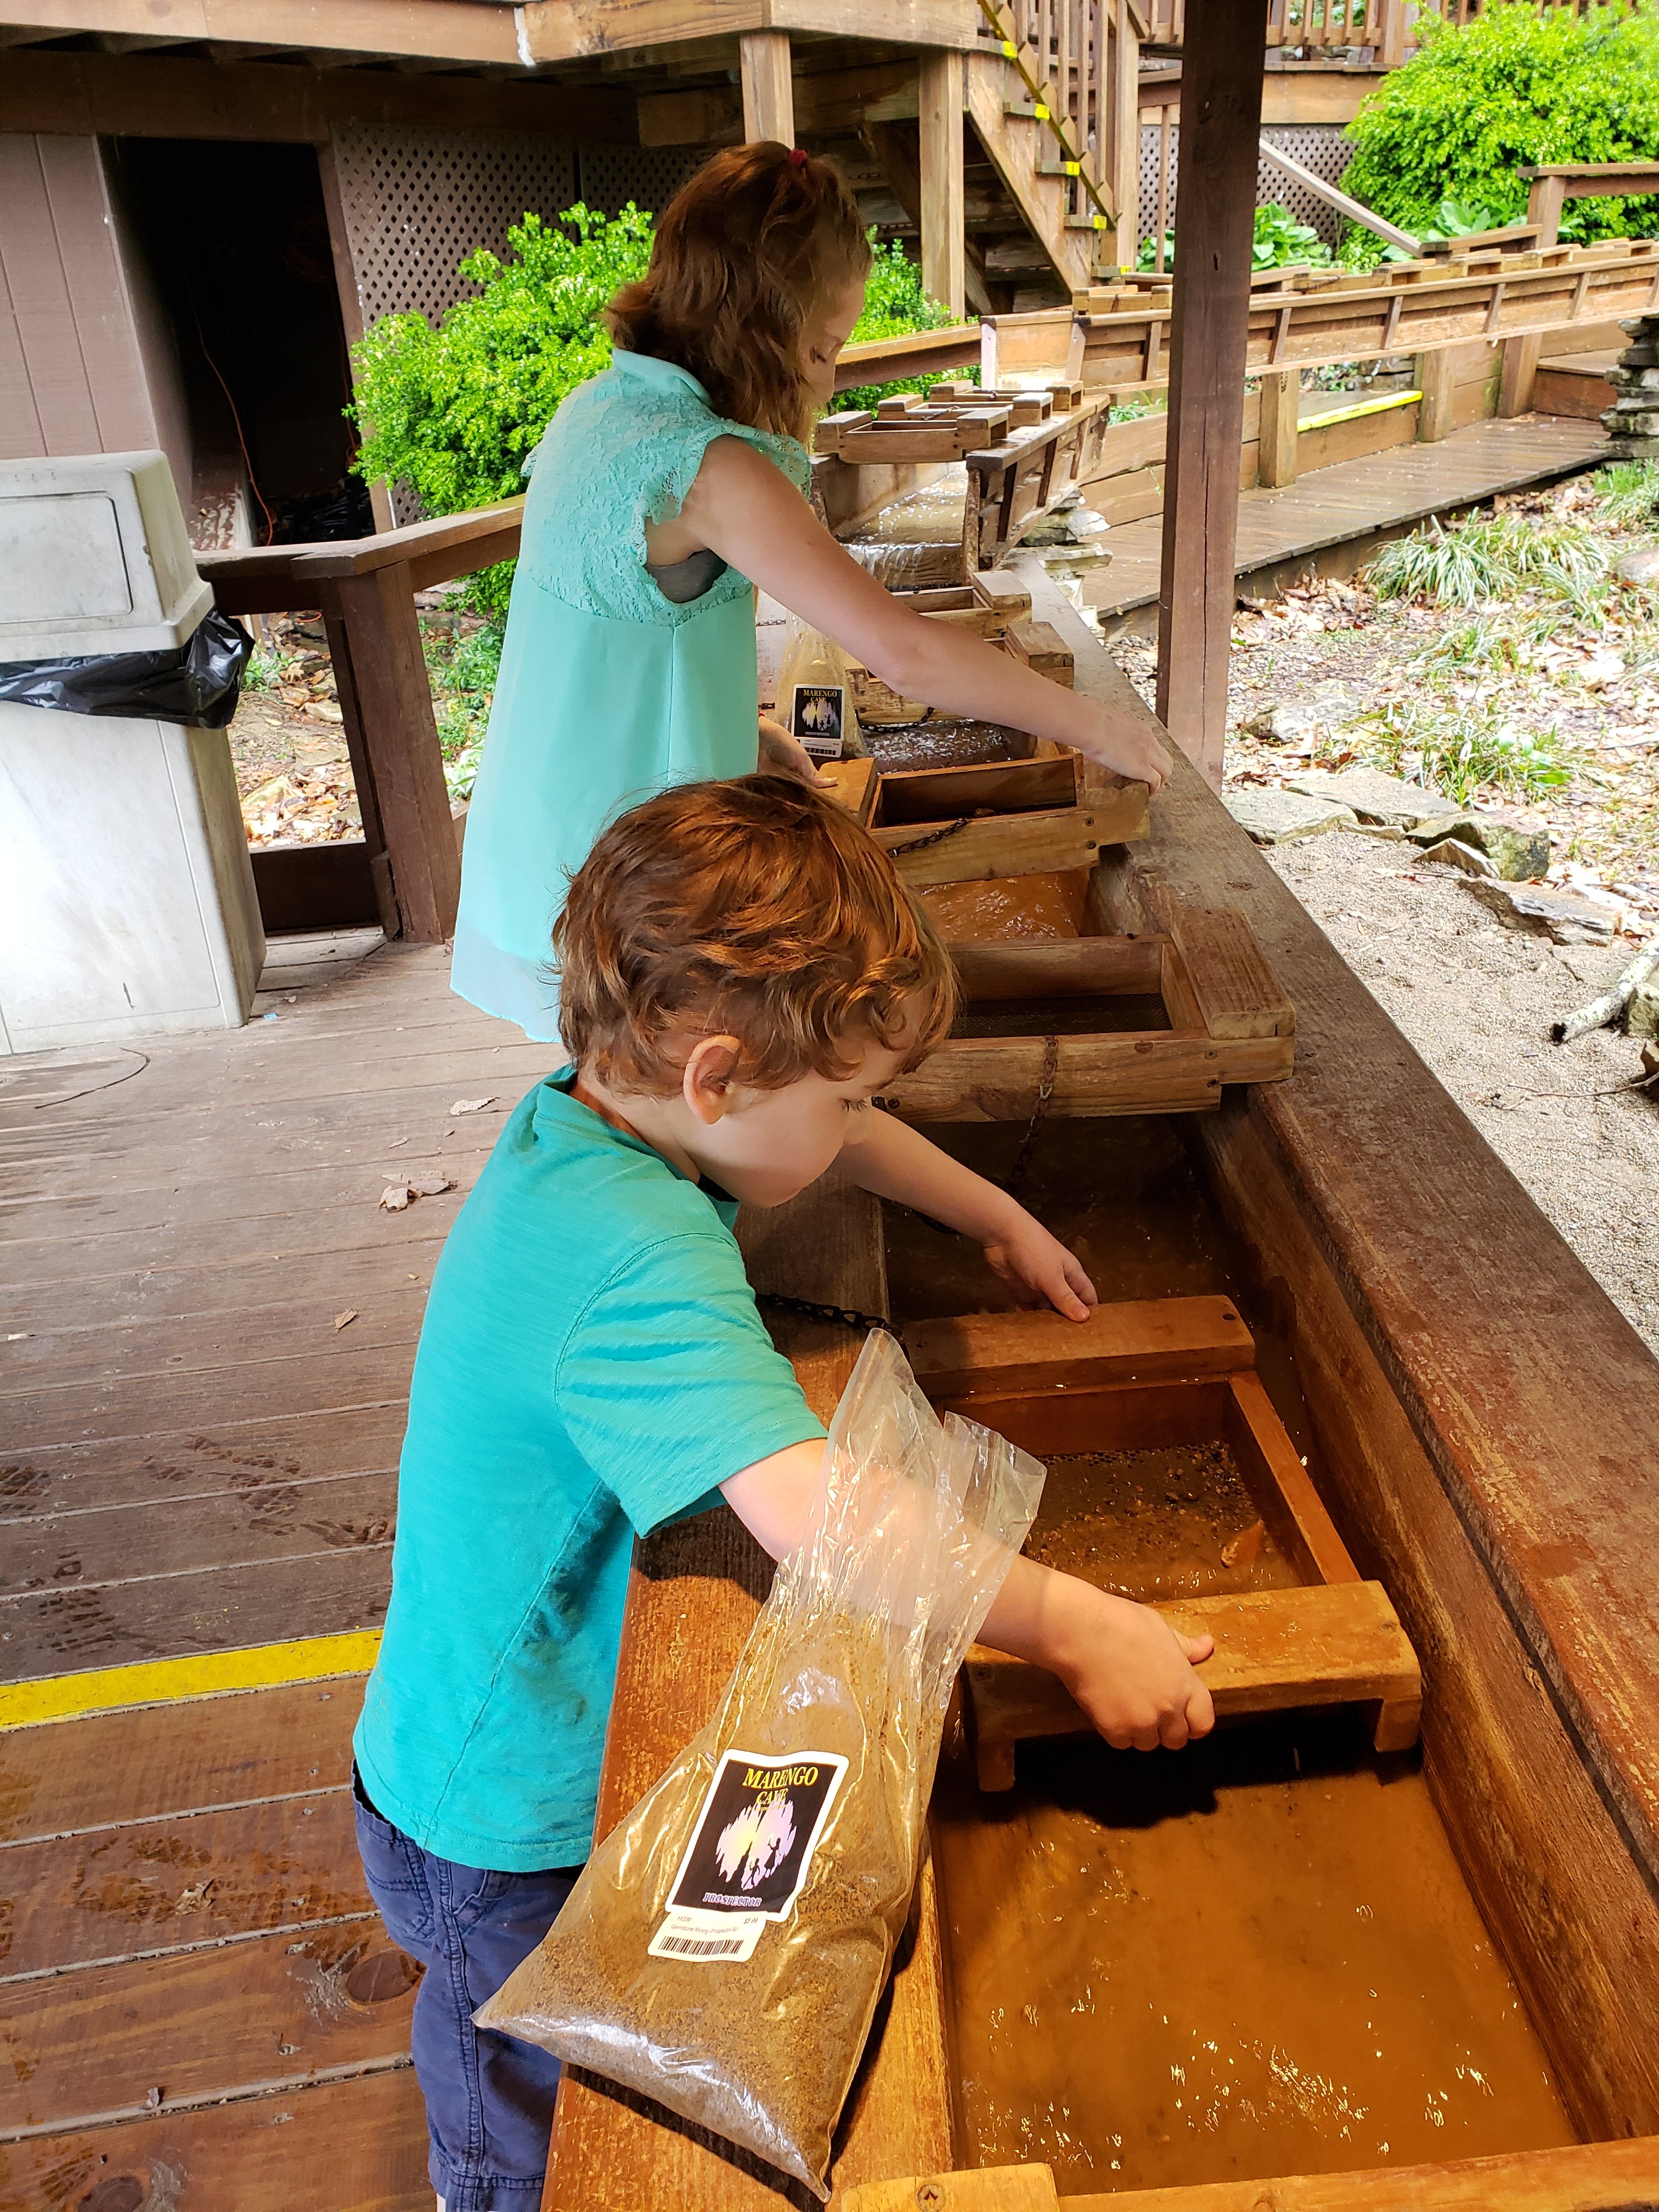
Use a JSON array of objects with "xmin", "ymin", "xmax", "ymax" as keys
[
  {"xmin": 1138, "ymin": 122, "xmax": 1352, "ymax": 249},
  {"xmin": 577, "ymin": 143, "xmax": 712, "ymax": 218},
  {"xmin": 332, "ymin": 123, "xmax": 577, "ymax": 331}
]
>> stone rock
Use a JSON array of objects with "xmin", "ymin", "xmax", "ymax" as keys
[
  {"xmin": 1550, "ymin": 943, "xmax": 1630, "ymax": 989},
  {"xmin": 1616, "ymin": 545, "xmax": 1659, "ymax": 589},
  {"xmin": 1285, "ymin": 767, "xmax": 1454, "ymax": 830},
  {"xmin": 1406, "ymin": 812, "xmax": 1550, "ymax": 881},
  {"xmin": 1466, "ymin": 879, "xmax": 1615, "ymax": 945},
  {"xmin": 1244, "ymin": 699, "xmax": 1321, "ymax": 743},
  {"xmin": 1628, "ymin": 980, "xmax": 1659, "ymax": 1041},
  {"xmin": 1222, "ymin": 787, "xmax": 1359, "ymax": 844},
  {"xmin": 1418, "ymin": 836, "xmax": 1498, "ymax": 878}
]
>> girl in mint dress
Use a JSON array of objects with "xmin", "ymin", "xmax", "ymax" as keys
[{"xmin": 453, "ymin": 144, "xmax": 1172, "ymax": 1040}]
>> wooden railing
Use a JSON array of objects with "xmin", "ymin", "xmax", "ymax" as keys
[{"xmin": 199, "ymin": 500, "xmax": 524, "ymax": 946}]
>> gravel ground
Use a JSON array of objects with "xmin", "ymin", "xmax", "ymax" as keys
[{"xmin": 1264, "ymin": 829, "xmax": 1659, "ymax": 1355}]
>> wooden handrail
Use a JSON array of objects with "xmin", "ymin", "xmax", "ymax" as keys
[
  {"xmin": 833, "ymin": 323, "xmax": 983, "ymax": 392},
  {"xmin": 199, "ymin": 497, "xmax": 526, "ymax": 611}
]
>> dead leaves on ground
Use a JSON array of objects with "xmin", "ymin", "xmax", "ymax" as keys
[{"xmin": 379, "ymin": 1171, "xmax": 455, "ymax": 1211}]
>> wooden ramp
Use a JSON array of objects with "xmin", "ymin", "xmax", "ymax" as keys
[
  {"xmin": 1082, "ymin": 413, "xmax": 1610, "ymax": 627},
  {"xmin": 0, "ymin": 939, "xmax": 539, "ymax": 2208}
]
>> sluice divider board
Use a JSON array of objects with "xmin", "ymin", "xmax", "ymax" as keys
[
  {"xmin": 843, "ymin": 2135, "xmax": 1659, "ymax": 2212},
  {"xmin": 867, "ymin": 754, "xmax": 1151, "ymax": 890},
  {"xmin": 908, "ymin": 1298, "xmax": 1422, "ymax": 1785}
]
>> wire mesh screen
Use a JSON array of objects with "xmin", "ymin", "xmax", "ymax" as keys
[
  {"xmin": 1137, "ymin": 122, "xmax": 1353, "ymax": 249},
  {"xmin": 331, "ymin": 124, "xmax": 577, "ymax": 332},
  {"xmin": 577, "ymin": 143, "xmax": 713, "ymax": 216}
]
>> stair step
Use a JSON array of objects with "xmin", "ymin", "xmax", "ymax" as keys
[
  {"xmin": 1067, "ymin": 212, "xmax": 1111, "ymax": 230},
  {"xmin": 1037, "ymin": 158, "xmax": 1083, "ymax": 177}
]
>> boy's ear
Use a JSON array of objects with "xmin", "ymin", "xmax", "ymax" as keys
[{"xmin": 681, "ymin": 1035, "xmax": 744, "ymax": 1126}]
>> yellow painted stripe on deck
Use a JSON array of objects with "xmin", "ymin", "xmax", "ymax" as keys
[
  {"xmin": 0, "ymin": 1630, "xmax": 383, "ymax": 1730},
  {"xmin": 1299, "ymin": 388, "xmax": 1423, "ymax": 432}
]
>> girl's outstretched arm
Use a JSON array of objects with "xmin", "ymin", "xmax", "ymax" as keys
[{"xmin": 674, "ymin": 435, "xmax": 1175, "ymax": 792}]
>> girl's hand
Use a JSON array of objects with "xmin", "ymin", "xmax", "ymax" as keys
[
  {"xmin": 981, "ymin": 1210, "xmax": 1097, "ymax": 1322},
  {"xmin": 758, "ymin": 713, "xmax": 830, "ymax": 786},
  {"xmin": 1073, "ymin": 702, "xmax": 1176, "ymax": 795}
]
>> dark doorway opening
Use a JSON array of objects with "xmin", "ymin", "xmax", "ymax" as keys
[{"xmin": 108, "ymin": 137, "xmax": 370, "ymax": 546}]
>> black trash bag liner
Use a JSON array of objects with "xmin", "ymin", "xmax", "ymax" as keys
[{"xmin": 0, "ymin": 609, "xmax": 252, "ymax": 730}]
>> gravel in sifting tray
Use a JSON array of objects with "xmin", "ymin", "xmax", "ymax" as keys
[{"xmin": 864, "ymin": 719, "xmax": 1035, "ymax": 775}]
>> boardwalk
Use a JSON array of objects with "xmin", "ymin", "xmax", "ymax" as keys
[
  {"xmin": 1, "ymin": 939, "xmax": 544, "ymax": 2207},
  {"xmin": 1083, "ymin": 412, "xmax": 1611, "ymax": 623}
]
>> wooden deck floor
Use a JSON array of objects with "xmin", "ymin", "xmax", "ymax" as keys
[
  {"xmin": 1082, "ymin": 411, "xmax": 1611, "ymax": 622},
  {"xmin": 1, "ymin": 938, "xmax": 544, "ymax": 2208}
]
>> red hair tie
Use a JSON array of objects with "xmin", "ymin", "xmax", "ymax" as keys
[{"xmin": 787, "ymin": 147, "xmax": 809, "ymax": 168}]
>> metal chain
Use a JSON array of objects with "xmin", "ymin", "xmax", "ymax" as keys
[
  {"xmin": 1005, "ymin": 1032, "xmax": 1060, "ymax": 1201},
  {"xmin": 883, "ymin": 816, "xmax": 973, "ymax": 859},
  {"xmin": 755, "ymin": 1291, "xmax": 899, "ymax": 1339}
]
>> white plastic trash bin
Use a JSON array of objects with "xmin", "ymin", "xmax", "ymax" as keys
[{"xmin": 0, "ymin": 450, "xmax": 266, "ymax": 1054}]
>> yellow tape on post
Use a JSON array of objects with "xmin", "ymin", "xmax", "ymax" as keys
[{"xmin": 0, "ymin": 1629, "xmax": 383, "ymax": 1730}]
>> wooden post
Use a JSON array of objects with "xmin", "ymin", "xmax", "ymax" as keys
[
  {"xmin": 1500, "ymin": 173, "xmax": 1567, "ymax": 419},
  {"xmin": 919, "ymin": 49, "xmax": 966, "ymax": 318},
  {"xmin": 1154, "ymin": 0, "xmax": 1270, "ymax": 786},
  {"xmin": 1415, "ymin": 344, "xmax": 1455, "ymax": 442},
  {"xmin": 740, "ymin": 27, "xmax": 793, "ymax": 146},
  {"xmin": 1257, "ymin": 366, "xmax": 1299, "ymax": 487},
  {"xmin": 326, "ymin": 560, "xmax": 460, "ymax": 943},
  {"xmin": 1110, "ymin": 0, "xmax": 1141, "ymax": 272}
]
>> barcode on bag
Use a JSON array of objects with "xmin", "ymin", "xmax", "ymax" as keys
[
  {"xmin": 648, "ymin": 1906, "xmax": 766, "ymax": 1965},
  {"xmin": 654, "ymin": 1932, "xmax": 748, "ymax": 1959}
]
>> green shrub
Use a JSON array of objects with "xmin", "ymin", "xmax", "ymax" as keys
[
  {"xmin": 1340, "ymin": 6, "xmax": 1659, "ymax": 256},
  {"xmin": 425, "ymin": 618, "xmax": 506, "ymax": 802},
  {"xmin": 1595, "ymin": 457, "xmax": 1659, "ymax": 527},
  {"xmin": 350, "ymin": 205, "xmax": 653, "ymax": 613},
  {"xmin": 832, "ymin": 235, "xmax": 974, "ymax": 410},
  {"xmin": 1354, "ymin": 694, "xmax": 1577, "ymax": 803},
  {"xmin": 1139, "ymin": 201, "xmax": 1334, "ymax": 272},
  {"xmin": 1367, "ymin": 512, "xmax": 1609, "ymax": 605}
]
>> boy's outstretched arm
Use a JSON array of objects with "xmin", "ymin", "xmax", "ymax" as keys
[
  {"xmin": 837, "ymin": 1108, "xmax": 1096, "ymax": 1321},
  {"xmin": 719, "ymin": 1444, "xmax": 1214, "ymax": 1753}
]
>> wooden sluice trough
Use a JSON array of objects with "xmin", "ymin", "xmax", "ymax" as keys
[{"xmin": 544, "ymin": 583, "xmax": 1659, "ymax": 2211}]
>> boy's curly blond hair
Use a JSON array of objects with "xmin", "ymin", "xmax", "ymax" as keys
[{"xmin": 555, "ymin": 774, "xmax": 957, "ymax": 1094}]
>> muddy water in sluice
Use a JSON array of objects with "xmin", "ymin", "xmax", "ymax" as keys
[
  {"xmin": 920, "ymin": 871, "xmax": 1093, "ymax": 945},
  {"xmin": 933, "ymin": 1714, "xmax": 1571, "ymax": 2192},
  {"xmin": 888, "ymin": 1120, "xmax": 1574, "ymax": 2187},
  {"xmin": 840, "ymin": 470, "xmax": 968, "ymax": 592}
]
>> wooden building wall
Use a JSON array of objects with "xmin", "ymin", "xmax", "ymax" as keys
[{"xmin": 0, "ymin": 133, "xmax": 176, "ymax": 474}]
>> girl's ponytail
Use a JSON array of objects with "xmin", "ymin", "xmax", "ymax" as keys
[{"xmin": 606, "ymin": 143, "xmax": 871, "ymax": 445}]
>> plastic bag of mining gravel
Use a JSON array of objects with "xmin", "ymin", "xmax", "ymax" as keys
[{"xmin": 474, "ymin": 1329, "xmax": 1043, "ymax": 2198}]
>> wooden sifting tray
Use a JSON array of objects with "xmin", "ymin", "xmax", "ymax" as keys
[
  {"xmin": 864, "ymin": 752, "xmax": 1149, "ymax": 889},
  {"xmin": 881, "ymin": 905, "xmax": 1294, "ymax": 1120},
  {"xmin": 905, "ymin": 1296, "xmax": 1421, "ymax": 1790}
]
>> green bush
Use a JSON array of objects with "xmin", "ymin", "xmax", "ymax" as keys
[
  {"xmin": 1340, "ymin": 5, "xmax": 1659, "ymax": 257},
  {"xmin": 350, "ymin": 205, "xmax": 653, "ymax": 613},
  {"xmin": 832, "ymin": 235, "xmax": 974, "ymax": 410},
  {"xmin": 1366, "ymin": 511, "xmax": 1609, "ymax": 604},
  {"xmin": 1139, "ymin": 201, "xmax": 1335, "ymax": 271}
]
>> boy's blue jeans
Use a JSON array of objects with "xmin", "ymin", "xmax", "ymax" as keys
[{"xmin": 353, "ymin": 1767, "xmax": 580, "ymax": 2210}]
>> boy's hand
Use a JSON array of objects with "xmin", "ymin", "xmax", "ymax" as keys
[
  {"xmin": 1057, "ymin": 1585, "xmax": 1216, "ymax": 1752},
  {"xmin": 981, "ymin": 1210, "xmax": 1097, "ymax": 1322}
]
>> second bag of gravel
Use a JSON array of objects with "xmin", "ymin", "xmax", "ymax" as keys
[{"xmin": 473, "ymin": 1327, "xmax": 1043, "ymax": 2198}]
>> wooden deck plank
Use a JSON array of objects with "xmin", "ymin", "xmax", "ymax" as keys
[
  {"xmin": 0, "ymin": 2065, "xmax": 430, "ymax": 2212},
  {"xmin": 7, "ymin": 1242, "xmax": 443, "ymax": 1334},
  {"xmin": 0, "ymin": 1920, "xmax": 415, "ymax": 2136},
  {"xmin": 1084, "ymin": 414, "xmax": 1608, "ymax": 616},
  {"xmin": 0, "ymin": 1549, "xmax": 391, "ymax": 1684},
  {"xmin": 2, "ymin": 1406, "xmax": 404, "ymax": 1521},
  {"xmin": 0, "ymin": 1680, "xmax": 362, "ymax": 1843},
  {"xmin": 1, "ymin": 1471, "xmax": 399, "ymax": 1602},
  {"xmin": 1, "ymin": 1345, "xmax": 418, "ymax": 1451},
  {"xmin": 0, "ymin": 1791, "xmax": 366, "ymax": 1977},
  {"xmin": 6, "ymin": 1291, "xmax": 426, "ymax": 1391}
]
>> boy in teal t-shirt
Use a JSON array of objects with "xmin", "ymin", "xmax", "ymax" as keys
[{"xmin": 355, "ymin": 774, "xmax": 1215, "ymax": 2212}]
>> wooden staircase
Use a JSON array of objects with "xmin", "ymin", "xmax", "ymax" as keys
[{"xmin": 967, "ymin": 0, "xmax": 1149, "ymax": 294}]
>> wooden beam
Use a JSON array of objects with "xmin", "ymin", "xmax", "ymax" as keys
[
  {"xmin": 0, "ymin": 44, "xmax": 639, "ymax": 143},
  {"xmin": 1110, "ymin": 0, "xmax": 1141, "ymax": 270},
  {"xmin": 1256, "ymin": 365, "xmax": 1299, "ymax": 486},
  {"xmin": 740, "ymin": 25, "xmax": 794, "ymax": 144},
  {"xmin": 0, "ymin": 0, "xmax": 523, "ymax": 66},
  {"xmin": 919, "ymin": 49, "xmax": 966, "ymax": 319},
  {"xmin": 1414, "ymin": 342, "xmax": 1456, "ymax": 442},
  {"xmin": 521, "ymin": 0, "xmax": 980, "ymax": 61},
  {"xmin": 641, "ymin": 55, "xmax": 921, "ymax": 148},
  {"xmin": 1154, "ymin": 0, "xmax": 1270, "ymax": 786},
  {"xmin": 1258, "ymin": 134, "xmax": 1419, "ymax": 253},
  {"xmin": 1500, "ymin": 172, "xmax": 1568, "ymax": 416}
]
